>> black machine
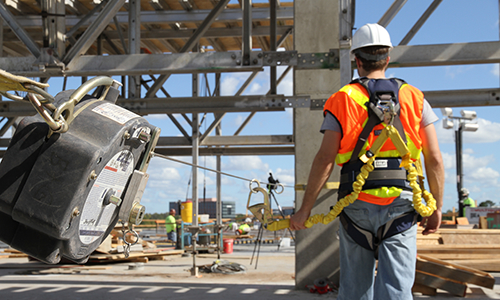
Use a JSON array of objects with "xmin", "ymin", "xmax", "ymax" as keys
[{"xmin": 0, "ymin": 75, "xmax": 159, "ymax": 264}]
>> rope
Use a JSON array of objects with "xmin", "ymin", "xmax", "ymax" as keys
[
  {"xmin": 152, "ymin": 152, "xmax": 292, "ymax": 189},
  {"xmin": 199, "ymin": 260, "xmax": 247, "ymax": 274}
]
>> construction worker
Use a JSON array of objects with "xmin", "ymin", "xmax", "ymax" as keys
[
  {"xmin": 165, "ymin": 209, "xmax": 177, "ymax": 244},
  {"xmin": 461, "ymin": 188, "xmax": 476, "ymax": 217},
  {"xmin": 289, "ymin": 23, "xmax": 444, "ymax": 300},
  {"xmin": 236, "ymin": 223, "xmax": 251, "ymax": 235}
]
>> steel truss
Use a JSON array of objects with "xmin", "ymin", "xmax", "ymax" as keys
[{"xmin": 0, "ymin": 0, "xmax": 499, "ymax": 179}]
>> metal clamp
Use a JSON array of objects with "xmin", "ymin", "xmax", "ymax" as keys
[
  {"xmin": 249, "ymin": 179, "xmax": 261, "ymax": 193},
  {"xmin": 51, "ymin": 76, "xmax": 115, "ymax": 134}
]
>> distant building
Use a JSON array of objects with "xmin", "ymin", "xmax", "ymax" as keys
[
  {"xmin": 273, "ymin": 206, "xmax": 294, "ymax": 217},
  {"xmin": 169, "ymin": 198, "xmax": 236, "ymax": 220}
]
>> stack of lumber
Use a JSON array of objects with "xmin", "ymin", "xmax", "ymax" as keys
[
  {"xmin": 0, "ymin": 228, "xmax": 184, "ymax": 264},
  {"xmin": 417, "ymin": 227, "xmax": 500, "ymax": 271},
  {"xmin": 0, "ymin": 248, "xmax": 29, "ymax": 259},
  {"xmin": 413, "ymin": 226, "xmax": 500, "ymax": 296},
  {"xmin": 85, "ymin": 228, "xmax": 184, "ymax": 263},
  {"xmin": 413, "ymin": 254, "xmax": 495, "ymax": 297}
]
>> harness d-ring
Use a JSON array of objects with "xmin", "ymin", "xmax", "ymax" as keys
[
  {"xmin": 274, "ymin": 183, "xmax": 285, "ymax": 194},
  {"xmin": 249, "ymin": 179, "xmax": 261, "ymax": 193}
]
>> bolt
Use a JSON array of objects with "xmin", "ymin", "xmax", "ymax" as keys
[
  {"xmin": 231, "ymin": 53, "xmax": 236, "ymax": 59},
  {"xmin": 138, "ymin": 131, "xmax": 151, "ymax": 143},
  {"xmin": 257, "ymin": 53, "xmax": 263, "ymax": 58},
  {"xmin": 123, "ymin": 131, "xmax": 131, "ymax": 140},
  {"xmin": 129, "ymin": 202, "xmax": 146, "ymax": 225},
  {"xmin": 253, "ymin": 59, "xmax": 258, "ymax": 64},
  {"xmin": 89, "ymin": 170, "xmax": 97, "ymax": 181},
  {"xmin": 236, "ymin": 59, "xmax": 241, "ymax": 65},
  {"xmin": 109, "ymin": 195, "xmax": 122, "ymax": 206},
  {"xmin": 72, "ymin": 207, "xmax": 80, "ymax": 217}
]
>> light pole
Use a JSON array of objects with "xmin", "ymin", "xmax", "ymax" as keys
[{"xmin": 441, "ymin": 108, "xmax": 479, "ymax": 217}]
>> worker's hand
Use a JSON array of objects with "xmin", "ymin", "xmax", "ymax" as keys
[
  {"xmin": 421, "ymin": 208, "xmax": 442, "ymax": 235},
  {"xmin": 290, "ymin": 209, "xmax": 310, "ymax": 231}
]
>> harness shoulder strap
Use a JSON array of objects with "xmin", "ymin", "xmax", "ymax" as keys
[{"xmin": 348, "ymin": 77, "xmax": 408, "ymax": 163}]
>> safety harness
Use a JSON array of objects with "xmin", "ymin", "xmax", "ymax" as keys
[
  {"xmin": 245, "ymin": 78, "xmax": 436, "ymax": 235},
  {"xmin": 338, "ymin": 77, "xmax": 410, "ymax": 199},
  {"xmin": 338, "ymin": 77, "xmax": 419, "ymax": 256}
]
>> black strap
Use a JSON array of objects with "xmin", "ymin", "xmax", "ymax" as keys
[
  {"xmin": 340, "ymin": 210, "xmax": 418, "ymax": 259},
  {"xmin": 347, "ymin": 78, "xmax": 408, "ymax": 163},
  {"xmin": 340, "ymin": 169, "xmax": 407, "ymax": 184}
]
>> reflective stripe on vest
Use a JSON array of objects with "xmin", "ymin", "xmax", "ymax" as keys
[{"xmin": 324, "ymin": 81, "xmax": 425, "ymax": 204}]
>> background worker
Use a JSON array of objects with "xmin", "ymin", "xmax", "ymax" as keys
[
  {"xmin": 236, "ymin": 223, "xmax": 251, "ymax": 235},
  {"xmin": 165, "ymin": 209, "xmax": 177, "ymax": 244},
  {"xmin": 289, "ymin": 23, "xmax": 444, "ymax": 300},
  {"xmin": 461, "ymin": 188, "xmax": 476, "ymax": 217}
]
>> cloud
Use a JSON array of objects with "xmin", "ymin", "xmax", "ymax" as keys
[
  {"xmin": 492, "ymin": 64, "xmax": 499, "ymax": 77},
  {"xmin": 223, "ymin": 156, "xmax": 269, "ymax": 172},
  {"xmin": 441, "ymin": 152, "xmax": 455, "ymax": 169},
  {"xmin": 221, "ymin": 74, "xmax": 244, "ymax": 95},
  {"xmin": 463, "ymin": 148, "xmax": 474, "ymax": 154},
  {"xmin": 464, "ymin": 118, "xmax": 500, "ymax": 143},
  {"xmin": 249, "ymin": 82, "xmax": 264, "ymax": 94},
  {"xmin": 435, "ymin": 117, "xmax": 500, "ymax": 144},
  {"xmin": 445, "ymin": 65, "xmax": 474, "ymax": 79},
  {"xmin": 466, "ymin": 166, "xmax": 499, "ymax": 186}
]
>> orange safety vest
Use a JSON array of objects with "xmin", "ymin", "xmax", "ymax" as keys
[{"xmin": 324, "ymin": 80, "xmax": 424, "ymax": 205}]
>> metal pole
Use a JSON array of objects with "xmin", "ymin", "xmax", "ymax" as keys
[
  {"xmin": 215, "ymin": 73, "xmax": 222, "ymax": 258},
  {"xmin": 456, "ymin": 123, "xmax": 464, "ymax": 217},
  {"xmin": 269, "ymin": 0, "xmax": 277, "ymax": 95}
]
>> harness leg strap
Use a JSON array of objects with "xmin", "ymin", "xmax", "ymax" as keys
[{"xmin": 340, "ymin": 210, "xmax": 418, "ymax": 259}]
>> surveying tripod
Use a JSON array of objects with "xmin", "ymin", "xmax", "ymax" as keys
[{"xmin": 250, "ymin": 173, "xmax": 295, "ymax": 269}]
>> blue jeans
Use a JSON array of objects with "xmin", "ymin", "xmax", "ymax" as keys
[
  {"xmin": 167, "ymin": 231, "xmax": 177, "ymax": 244},
  {"xmin": 338, "ymin": 192, "xmax": 417, "ymax": 300}
]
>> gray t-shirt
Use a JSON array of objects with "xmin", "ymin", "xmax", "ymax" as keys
[{"xmin": 320, "ymin": 98, "xmax": 438, "ymax": 133}]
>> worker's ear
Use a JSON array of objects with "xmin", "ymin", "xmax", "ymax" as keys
[{"xmin": 355, "ymin": 57, "xmax": 362, "ymax": 70}]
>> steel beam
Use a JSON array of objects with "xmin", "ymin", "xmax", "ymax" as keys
[
  {"xmin": 156, "ymin": 134, "xmax": 293, "ymax": 146},
  {"xmin": 339, "ymin": 0, "xmax": 354, "ymax": 86},
  {"xmin": 241, "ymin": 0, "xmax": 252, "ymax": 65},
  {"xmin": 154, "ymin": 146, "xmax": 294, "ymax": 156},
  {"xmin": 389, "ymin": 41, "xmax": 500, "ymax": 67},
  {"xmin": 378, "ymin": 0, "xmax": 407, "ymax": 27},
  {"xmin": 3, "ymin": 87, "xmax": 500, "ymax": 119},
  {"xmin": 116, "ymin": 95, "xmax": 309, "ymax": 114},
  {"xmin": 269, "ymin": 0, "xmax": 277, "ymax": 94},
  {"xmin": 7, "ymin": 7, "xmax": 294, "ymax": 28},
  {"xmin": 0, "ymin": 1, "xmax": 40, "ymax": 57},
  {"xmin": 5, "ymin": 41, "xmax": 500, "ymax": 77},
  {"xmin": 180, "ymin": 0, "xmax": 230, "ymax": 53},
  {"xmin": 62, "ymin": 0, "xmax": 126, "ymax": 65},
  {"xmin": 399, "ymin": 0, "xmax": 442, "ymax": 46}
]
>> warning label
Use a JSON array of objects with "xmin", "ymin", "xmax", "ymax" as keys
[
  {"xmin": 92, "ymin": 102, "xmax": 140, "ymax": 125},
  {"xmin": 79, "ymin": 150, "xmax": 134, "ymax": 245}
]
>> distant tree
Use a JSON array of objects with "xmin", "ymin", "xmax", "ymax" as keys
[
  {"xmin": 479, "ymin": 200, "xmax": 496, "ymax": 207},
  {"xmin": 142, "ymin": 212, "xmax": 168, "ymax": 220}
]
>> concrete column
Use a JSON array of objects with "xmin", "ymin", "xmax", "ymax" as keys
[{"xmin": 294, "ymin": 0, "xmax": 342, "ymax": 288}]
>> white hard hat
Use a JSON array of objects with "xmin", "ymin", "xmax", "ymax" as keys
[
  {"xmin": 351, "ymin": 23, "xmax": 392, "ymax": 60},
  {"xmin": 461, "ymin": 188, "xmax": 469, "ymax": 196}
]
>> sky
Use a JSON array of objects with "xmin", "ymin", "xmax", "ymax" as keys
[{"xmin": 20, "ymin": 0, "xmax": 500, "ymax": 215}]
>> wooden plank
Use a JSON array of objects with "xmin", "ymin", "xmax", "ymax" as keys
[
  {"xmin": 417, "ymin": 254, "xmax": 495, "ymax": 289},
  {"xmin": 456, "ymin": 217, "xmax": 470, "ymax": 225},
  {"xmin": 412, "ymin": 283, "xmax": 437, "ymax": 296},
  {"xmin": 442, "ymin": 260, "xmax": 500, "ymax": 272},
  {"xmin": 414, "ymin": 270, "xmax": 467, "ymax": 297},
  {"xmin": 423, "ymin": 253, "xmax": 500, "ymax": 260}
]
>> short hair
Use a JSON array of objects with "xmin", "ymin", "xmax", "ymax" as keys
[{"xmin": 354, "ymin": 46, "xmax": 391, "ymax": 72}]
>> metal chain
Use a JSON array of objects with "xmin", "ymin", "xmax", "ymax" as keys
[
  {"xmin": 152, "ymin": 152, "xmax": 291, "ymax": 190},
  {"xmin": 120, "ymin": 221, "xmax": 140, "ymax": 258}
]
